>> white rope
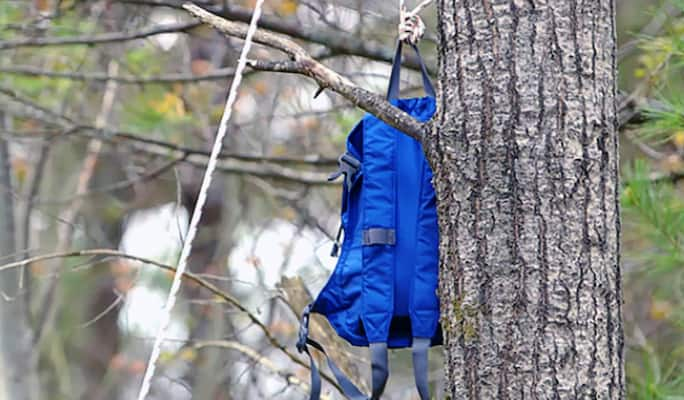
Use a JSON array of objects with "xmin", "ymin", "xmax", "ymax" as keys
[
  {"xmin": 134, "ymin": 1, "xmax": 265, "ymax": 399},
  {"xmin": 398, "ymin": 0, "xmax": 433, "ymax": 45}
]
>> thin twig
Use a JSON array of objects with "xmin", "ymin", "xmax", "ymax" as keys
[
  {"xmin": 0, "ymin": 249, "xmax": 344, "ymax": 394},
  {"xmin": 33, "ymin": 61, "xmax": 120, "ymax": 348},
  {"xmin": 193, "ymin": 340, "xmax": 327, "ymax": 397},
  {"xmin": 136, "ymin": 2, "xmax": 266, "ymax": 398},
  {"xmin": 0, "ymin": 22, "xmax": 200, "ymax": 50},
  {"xmin": 183, "ymin": 3, "xmax": 427, "ymax": 140},
  {"xmin": 0, "ymin": 65, "xmax": 236, "ymax": 84}
]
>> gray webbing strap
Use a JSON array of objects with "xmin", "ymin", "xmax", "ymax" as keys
[
  {"xmin": 362, "ymin": 228, "xmax": 396, "ymax": 246},
  {"xmin": 328, "ymin": 152, "xmax": 361, "ymax": 257},
  {"xmin": 412, "ymin": 337, "xmax": 431, "ymax": 400},
  {"xmin": 298, "ymin": 305, "xmax": 390, "ymax": 400},
  {"xmin": 304, "ymin": 338, "xmax": 367, "ymax": 400},
  {"xmin": 369, "ymin": 342, "xmax": 389, "ymax": 400}
]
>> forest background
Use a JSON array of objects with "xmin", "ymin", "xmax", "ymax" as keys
[{"xmin": 1, "ymin": 0, "xmax": 684, "ymax": 399}]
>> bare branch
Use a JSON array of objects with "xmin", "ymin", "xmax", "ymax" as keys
[
  {"xmin": 33, "ymin": 61, "xmax": 120, "ymax": 349},
  {"xmin": 183, "ymin": 3, "xmax": 427, "ymax": 140},
  {"xmin": 0, "ymin": 249, "xmax": 344, "ymax": 395},
  {"xmin": 0, "ymin": 65, "xmax": 236, "ymax": 84},
  {"xmin": 0, "ymin": 22, "xmax": 200, "ymax": 50},
  {"xmin": 0, "ymin": 85, "xmax": 337, "ymax": 185},
  {"xmin": 193, "ymin": 340, "xmax": 324, "ymax": 397},
  {"xmin": 119, "ymin": 0, "xmax": 418, "ymax": 72},
  {"xmin": 184, "ymin": 4, "xmax": 307, "ymax": 58}
]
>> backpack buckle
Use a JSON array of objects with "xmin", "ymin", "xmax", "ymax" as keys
[
  {"xmin": 328, "ymin": 152, "xmax": 361, "ymax": 188},
  {"xmin": 296, "ymin": 304, "xmax": 312, "ymax": 353}
]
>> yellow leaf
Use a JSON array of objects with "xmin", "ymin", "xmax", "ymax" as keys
[
  {"xmin": 622, "ymin": 186, "xmax": 633, "ymax": 204},
  {"xmin": 280, "ymin": 206, "xmax": 297, "ymax": 221},
  {"xmin": 650, "ymin": 300, "xmax": 673, "ymax": 321},
  {"xmin": 179, "ymin": 347, "xmax": 197, "ymax": 362},
  {"xmin": 12, "ymin": 157, "xmax": 28, "ymax": 186},
  {"xmin": 253, "ymin": 80, "xmax": 269, "ymax": 95},
  {"xmin": 673, "ymin": 131, "xmax": 684, "ymax": 150},
  {"xmin": 277, "ymin": 0, "xmax": 298, "ymax": 15},
  {"xmin": 149, "ymin": 92, "xmax": 186, "ymax": 118}
]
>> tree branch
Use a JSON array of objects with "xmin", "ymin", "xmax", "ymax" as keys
[
  {"xmin": 118, "ymin": 0, "xmax": 421, "ymax": 72},
  {"xmin": 0, "ymin": 22, "xmax": 200, "ymax": 50},
  {"xmin": 183, "ymin": 3, "xmax": 427, "ymax": 140},
  {"xmin": 0, "ymin": 86, "xmax": 337, "ymax": 185},
  {"xmin": 0, "ymin": 65, "xmax": 237, "ymax": 84},
  {"xmin": 192, "ymin": 340, "xmax": 329, "ymax": 397},
  {"xmin": 0, "ymin": 249, "xmax": 344, "ymax": 395}
]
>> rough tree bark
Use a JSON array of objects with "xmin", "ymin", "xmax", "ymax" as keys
[{"xmin": 428, "ymin": 1, "xmax": 624, "ymax": 398}]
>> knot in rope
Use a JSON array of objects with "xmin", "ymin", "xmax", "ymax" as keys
[{"xmin": 398, "ymin": 0, "xmax": 432, "ymax": 45}]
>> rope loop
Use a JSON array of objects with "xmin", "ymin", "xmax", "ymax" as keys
[{"xmin": 398, "ymin": 0, "xmax": 432, "ymax": 45}]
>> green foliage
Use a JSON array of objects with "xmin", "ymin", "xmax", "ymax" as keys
[
  {"xmin": 0, "ymin": 2, "xmax": 22, "ymax": 40},
  {"xmin": 628, "ymin": 348, "xmax": 684, "ymax": 400},
  {"xmin": 332, "ymin": 109, "xmax": 363, "ymax": 145},
  {"xmin": 622, "ymin": 6, "xmax": 684, "ymax": 391},
  {"xmin": 623, "ymin": 161, "xmax": 684, "ymax": 277},
  {"xmin": 641, "ymin": 97, "xmax": 684, "ymax": 143},
  {"xmin": 121, "ymin": 87, "xmax": 193, "ymax": 133}
]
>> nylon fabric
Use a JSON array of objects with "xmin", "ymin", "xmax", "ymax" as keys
[
  {"xmin": 361, "ymin": 113, "xmax": 397, "ymax": 343},
  {"xmin": 301, "ymin": 39, "xmax": 442, "ymax": 399}
]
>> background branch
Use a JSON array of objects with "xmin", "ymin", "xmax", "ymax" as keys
[
  {"xmin": 0, "ymin": 21, "xmax": 200, "ymax": 50},
  {"xmin": 0, "ymin": 249, "xmax": 345, "ymax": 395},
  {"xmin": 183, "ymin": 3, "xmax": 427, "ymax": 140}
]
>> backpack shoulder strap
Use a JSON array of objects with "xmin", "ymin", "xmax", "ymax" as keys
[
  {"xmin": 386, "ymin": 41, "xmax": 436, "ymax": 101},
  {"xmin": 297, "ymin": 305, "xmax": 390, "ymax": 400},
  {"xmin": 408, "ymin": 135, "xmax": 440, "ymax": 400}
]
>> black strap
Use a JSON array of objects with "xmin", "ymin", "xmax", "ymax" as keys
[
  {"xmin": 386, "ymin": 41, "xmax": 436, "ymax": 101},
  {"xmin": 298, "ymin": 305, "xmax": 390, "ymax": 400},
  {"xmin": 330, "ymin": 223, "xmax": 343, "ymax": 257}
]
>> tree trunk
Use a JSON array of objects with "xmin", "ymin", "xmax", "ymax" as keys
[
  {"xmin": 429, "ymin": 1, "xmax": 624, "ymax": 398},
  {"xmin": 0, "ymin": 128, "xmax": 37, "ymax": 400}
]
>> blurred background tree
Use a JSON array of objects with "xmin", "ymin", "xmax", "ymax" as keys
[{"xmin": 0, "ymin": 0, "xmax": 682, "ymax": 399}]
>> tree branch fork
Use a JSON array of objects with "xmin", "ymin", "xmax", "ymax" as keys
[{"xmin": 182, "ymin": 3, "xmax": 429, "ymax": 141}]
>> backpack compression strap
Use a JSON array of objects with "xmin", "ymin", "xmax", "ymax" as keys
[
  {"xmin": 297, "ymin": 305, "xmax": 389, "ymax": 400},
  {"xmin": 386, "ymin": 41, "xmax": 436, "ymax": 101},
  {"xmin": 328, "ymin": 152, "xmax": 362, "ymax": 257}
]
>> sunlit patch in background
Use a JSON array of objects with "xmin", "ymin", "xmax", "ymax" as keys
[
  {"xmin": 149, "ymin": 9, "xmax": 182, "ymax": 52},
  {"xmin": 118, "ymin": 203, "xmax": 189, "ymax": 343}
]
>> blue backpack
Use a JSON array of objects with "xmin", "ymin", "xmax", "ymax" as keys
[{"xmin": 297, "ymin": 42, "xmax": 441, "ymax": 400}]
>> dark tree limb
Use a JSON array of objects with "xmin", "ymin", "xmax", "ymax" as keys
[{"xmin": 183, "ymin": 3, "xmax": 427, "ymax": 140}]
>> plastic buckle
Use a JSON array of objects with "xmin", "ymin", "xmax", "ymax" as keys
[{"xmin": 296, "ymin": 304, "xmax": 312, "ymax": 353}]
